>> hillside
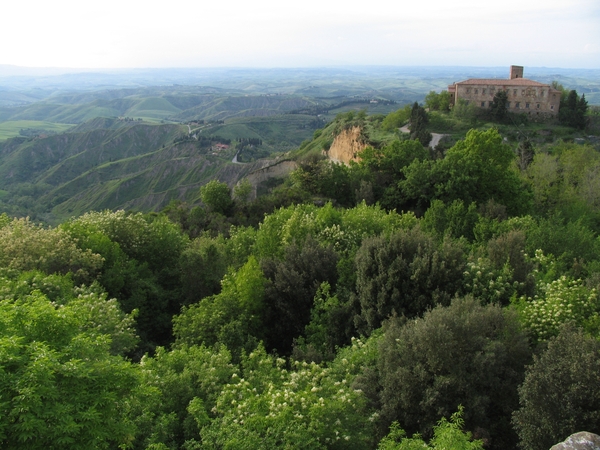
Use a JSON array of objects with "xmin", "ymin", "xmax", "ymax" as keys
[{"xmin": 0, "ymin": 114, "xmax": 319, "ymax": 222}]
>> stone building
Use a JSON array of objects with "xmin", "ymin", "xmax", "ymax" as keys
[{"xmin": 448, "ymin": 66, "xmax": 561, "ymax": 118}]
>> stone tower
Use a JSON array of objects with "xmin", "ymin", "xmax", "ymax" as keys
[{"xmin": 510, "ymin": 65, "xmax": 524, "ymax": 79}]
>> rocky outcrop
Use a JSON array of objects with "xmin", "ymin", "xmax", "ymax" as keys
[
  {"xmin": 550, "ymin": 432, "xmax": 600, "ymax": 450},
  {"xmin": 324, "ymin": 126, "xmax": 367, "ymax": 165}
]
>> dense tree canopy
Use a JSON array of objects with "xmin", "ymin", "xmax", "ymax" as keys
[{"xmin": 0, "ymin": 104, "xmax": 599, "ymax": 449}]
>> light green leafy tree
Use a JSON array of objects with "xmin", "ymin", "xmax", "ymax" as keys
[
  {"xmin": 173, "ymin": 256, "xmax": 266, "ymax": 360},
  {"xmin": 0, "ymin": 286, "xmax": 140, "ymax": 449},
  {"xmin": 200, "ymin": 180, "xmax": 234, "ymax": 215},
  {"xmin": 378, "ymin": 407, "xmax": 484, "ymax": 450},
  {"xmin": 130, "ymin": 344, "xmax": 235, "ymax": 449}
]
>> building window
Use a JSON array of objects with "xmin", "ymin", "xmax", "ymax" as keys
[
  {"xmin": 481, "ymin": 101, "xmax": 485, "ymax": 107},
  {"xmin": 540, "ymin": 91, "xmax": 544, "ymax": 97},
  {"xmin": 507, "ymin": 102, "xmax": 511, "ymax": 108},
  {"xmin": 551, "ymin": 105, "xmax": 554, "ymax": 110},
  {"xmin": 536, "ymin": 103, "xmax": 540, "ymax": 109},
  {"xmin": 466, "ymin": 88, "xmax": 471, "ymax": 93},
  {"xmin": 526, "ymin": 103, "xmax": 530, "ymax": 109},
  {"xmin": 522, "ymin": 90, "xmax": 526, "ymax": 95},
  {"xmin": 475, "ymin": 89, "xmax": 478, "ymax": 94},
  {"xmin": 516, "ymin": 102, "xmax": 520, "ymax": 108},
  {"xmin": 482, "ymin": 89, "xmax": 486, "ymax": 94},
  {"xmin": 513, "ymin": 89, "xmax": 517, "ymax": 96}
]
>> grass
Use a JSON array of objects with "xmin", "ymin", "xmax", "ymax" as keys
[{"xmin": 0, "ymin": 121, "xmax": 75, "ymax": 141}]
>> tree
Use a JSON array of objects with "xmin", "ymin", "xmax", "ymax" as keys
[
  {"xmin": 425, "ymin": 91, "xmax": 451, "ymax": 112},
  {"xmin": 377, "ymin": 297, "xmax": 531, "ymax": 450},
  {"xmin": 0, "ymin": 287, "xmax": 140, "ymax": 449},
  {"xmin": 355, "ymin": 226, "xmax": 465, "ymax": 334},
  {"xmin": 130, "ymin": 344, "xmax": 235, "ymax": 449},
  {"xmin": 378, "ymin": 407, "xmax": 484, "ymax": 450},
  {"xmin": 200, "ymin": 180, "xmax": 233, "ymax": 215},
  {"xmin": 173, "ymin": 256, "xmax": 266, "ymax": 360},
  {"xmin": 381, "ymin": 105, "xmax": 412, "ymax": 131},
  {"xmin": 200, "ymin": 345, "xmax": 372, "ymax": 450},
  {"xmin": 409, "ymin": 102, "xmax": 432, "ymax": 147},
  {"xmin": 262, "ymin": 235, "xmax": 339, "ymax": 355},
  {"xmin": 490, "ymin": 90, "xmax": 508, "ymax": 122},
  {"xmin": 415, "ymin": 128, "xmax": 531, "ymax": 216},
  {"xmin": 559, "ymin": 90, "xmax": 588, "ymax": 129},
  {"xmin": 512, "ymin": 325, "xmax": 600, "ymax": 450},
  {"xmin": 0, "ymin": 217, "xmax": 103, "ymax": 285}
]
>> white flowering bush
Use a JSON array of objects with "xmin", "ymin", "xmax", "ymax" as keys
[
  {"xmin": 462, "ymin": 257, "xmax": 522, "ymax": 304},
  {"xmin": 200, "ymin": 345, "xmax": 371, "ymax": 449},
  {"xmin": 0, "ymin": 217, "xmax": 103, "ymax": 284},
  {"xmin": 515, "ymin": 275, "xmax": 599, "ymax": 342}
]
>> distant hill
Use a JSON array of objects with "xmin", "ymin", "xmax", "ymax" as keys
[{"xmin": 0, "ymin": 114, "xmax": 320, "ymax": 222}]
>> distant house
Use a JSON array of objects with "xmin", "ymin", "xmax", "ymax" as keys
[
  {"xmin": 214, "ymin": 143, "xmax": 229, "ymax": 150},
  {"xmin": 448, "ymin": 66, "xmax": 560, "ymax": 117}
]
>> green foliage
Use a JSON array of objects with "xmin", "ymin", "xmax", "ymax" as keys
[
  {"xmin": 409, "ymin": 102, "xmax": 432, "ymax": 147},
  {"xmin": 559, "ymin": 90, "xmax": 588, "ymax": 129},
  {"xmin": 262, "ymin": 236, "xmax": 339, "ymax": 355},
  {"xmin": 64, "ymin": 210, "xmax": 189, "ymax": 349},
  {"xmin": 179, "ymin": 233, "xmax": 229, "ymax": 304},
  {"xmin": 422, "ymin": 199, "xmax": 479, "ymax": 241},
  {"xmin": 173, "ymin": 256, "xmax": 266, "ymax": 359},
  {"xmin": 378, "ymin": 407, "xmax": 484, "ymax": 450},
  {"xmin": 512, "ymin": 325, "xmax": 600, "ymax": 450},
  {"xmin": 200, "ymin": 180, "xmax": 234, "ymax": 215},
  {"xmin": 489, "ymin": 90, "xmax": 508, "ymax": 122},
  {"xmin": 0, "ymin": 217, "xmax": 103, "ymax": 285},
  {"xmin": 355, "ymin": 226, "xmax": 465, "ymax": 334},
  {"xmin": 424, "ymin": 91, "xmax": 451, "ymax": 113},
  {"xmin": 200, "ymin": 345, "xmax": 372, "ymax": 449},
  {"xmin": 0, "ymin": 288, "xmax": 140, "ymax": 449},
  {"xmin": 381, "ymin": 105, "xmax": 412, "ymax": 131},
  {"xmin": 378, "ymin": 297, "xmax": 531, "ymax": 450},
  {"xmin": 526, "ymin": 143, "xmax": 600, "ymax": 223},
  {"xmin": 233, "ymin": 179, "xmax": 253, "ymax": 204},
  {"xmin": 451, "ymin": 99, "xmax": 477, "ymax": 123},
  {"xmin": 298, "ymin": 282, "xmax": 345, "ymax": 359},
  {"xmin": 132, "ymin": 344, "xmax": 235, "ymax": 449},
  {"xmin": 514, "ymin": 272, "xmax": 600, "ymax": 342},
  {"xmin": 525, "ymin": 216, "xmax": 600, "ymax": 276},
  {"xmin": 0, "ymin": 270, "xmax": 139, "ymax": 356},
  {"xmin": 402, "ymin": 128, "xmax": 531, "ymax": 216}
]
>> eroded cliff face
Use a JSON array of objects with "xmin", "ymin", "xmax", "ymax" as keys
[
  {"xmin": 243, "ymin": 159, "xmax": 298, "ymax": 199},
  {"xmin": 324, "ymin": 126, "xmax": 366, "ymax": 165}
]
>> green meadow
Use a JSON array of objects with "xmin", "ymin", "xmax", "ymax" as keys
[{"xmin": 0, "ymin": 120, "xmax": 75, "ymax": 140}]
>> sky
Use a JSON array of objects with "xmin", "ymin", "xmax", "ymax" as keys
[{"xmin": 2, "ymin": 0, "xmax": 599, "ymax": 69}]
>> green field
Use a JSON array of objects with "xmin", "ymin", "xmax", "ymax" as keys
[{"xmin": 0, "ymin": 120, "xmax": 75, "ymax": 141}]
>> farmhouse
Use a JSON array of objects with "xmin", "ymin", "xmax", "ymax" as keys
[{"xmin": 448, "ymin": 66, "xmax": 560, "ymax": 118}]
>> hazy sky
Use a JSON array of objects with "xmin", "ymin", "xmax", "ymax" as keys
[{"xmin": 2, "ymin": 0, "xmax": 599, "ymax": 69}]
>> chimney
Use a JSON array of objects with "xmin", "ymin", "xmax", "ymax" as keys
[{"xmin": 510, "ymin": 65, "xmax": 524, "ymax": 79}]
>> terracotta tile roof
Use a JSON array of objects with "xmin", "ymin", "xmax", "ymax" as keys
[{"xmin": 454, "ymin": 78, "xmax": 551, "ymax": 87}]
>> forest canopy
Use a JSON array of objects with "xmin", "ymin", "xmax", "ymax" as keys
[{"xmin": 0, "ymin": 103, "xmax": 600, "ymax": 449}]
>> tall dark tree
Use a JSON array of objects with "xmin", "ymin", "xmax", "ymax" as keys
[
  {"xmin": 559, "ymin": 90, "xmax": 588, "ymax": 129},
  {"xmin": 410, "ymin": 102, "xmax": 432, "ymax": 147},
  {"xmin": 490, "ymin": 90, "xmax": 508, "ymax": 122},
  {"xmin": 513, "ymin": 325, "xmax": 600, "ymax": 450},
  {"xmin": 377, "ymin": 297, "xmax": 531, "ymax": 450},
  {"xmin": 261, "ymin": 236, "xmax": 339, "ymax": 355}
]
